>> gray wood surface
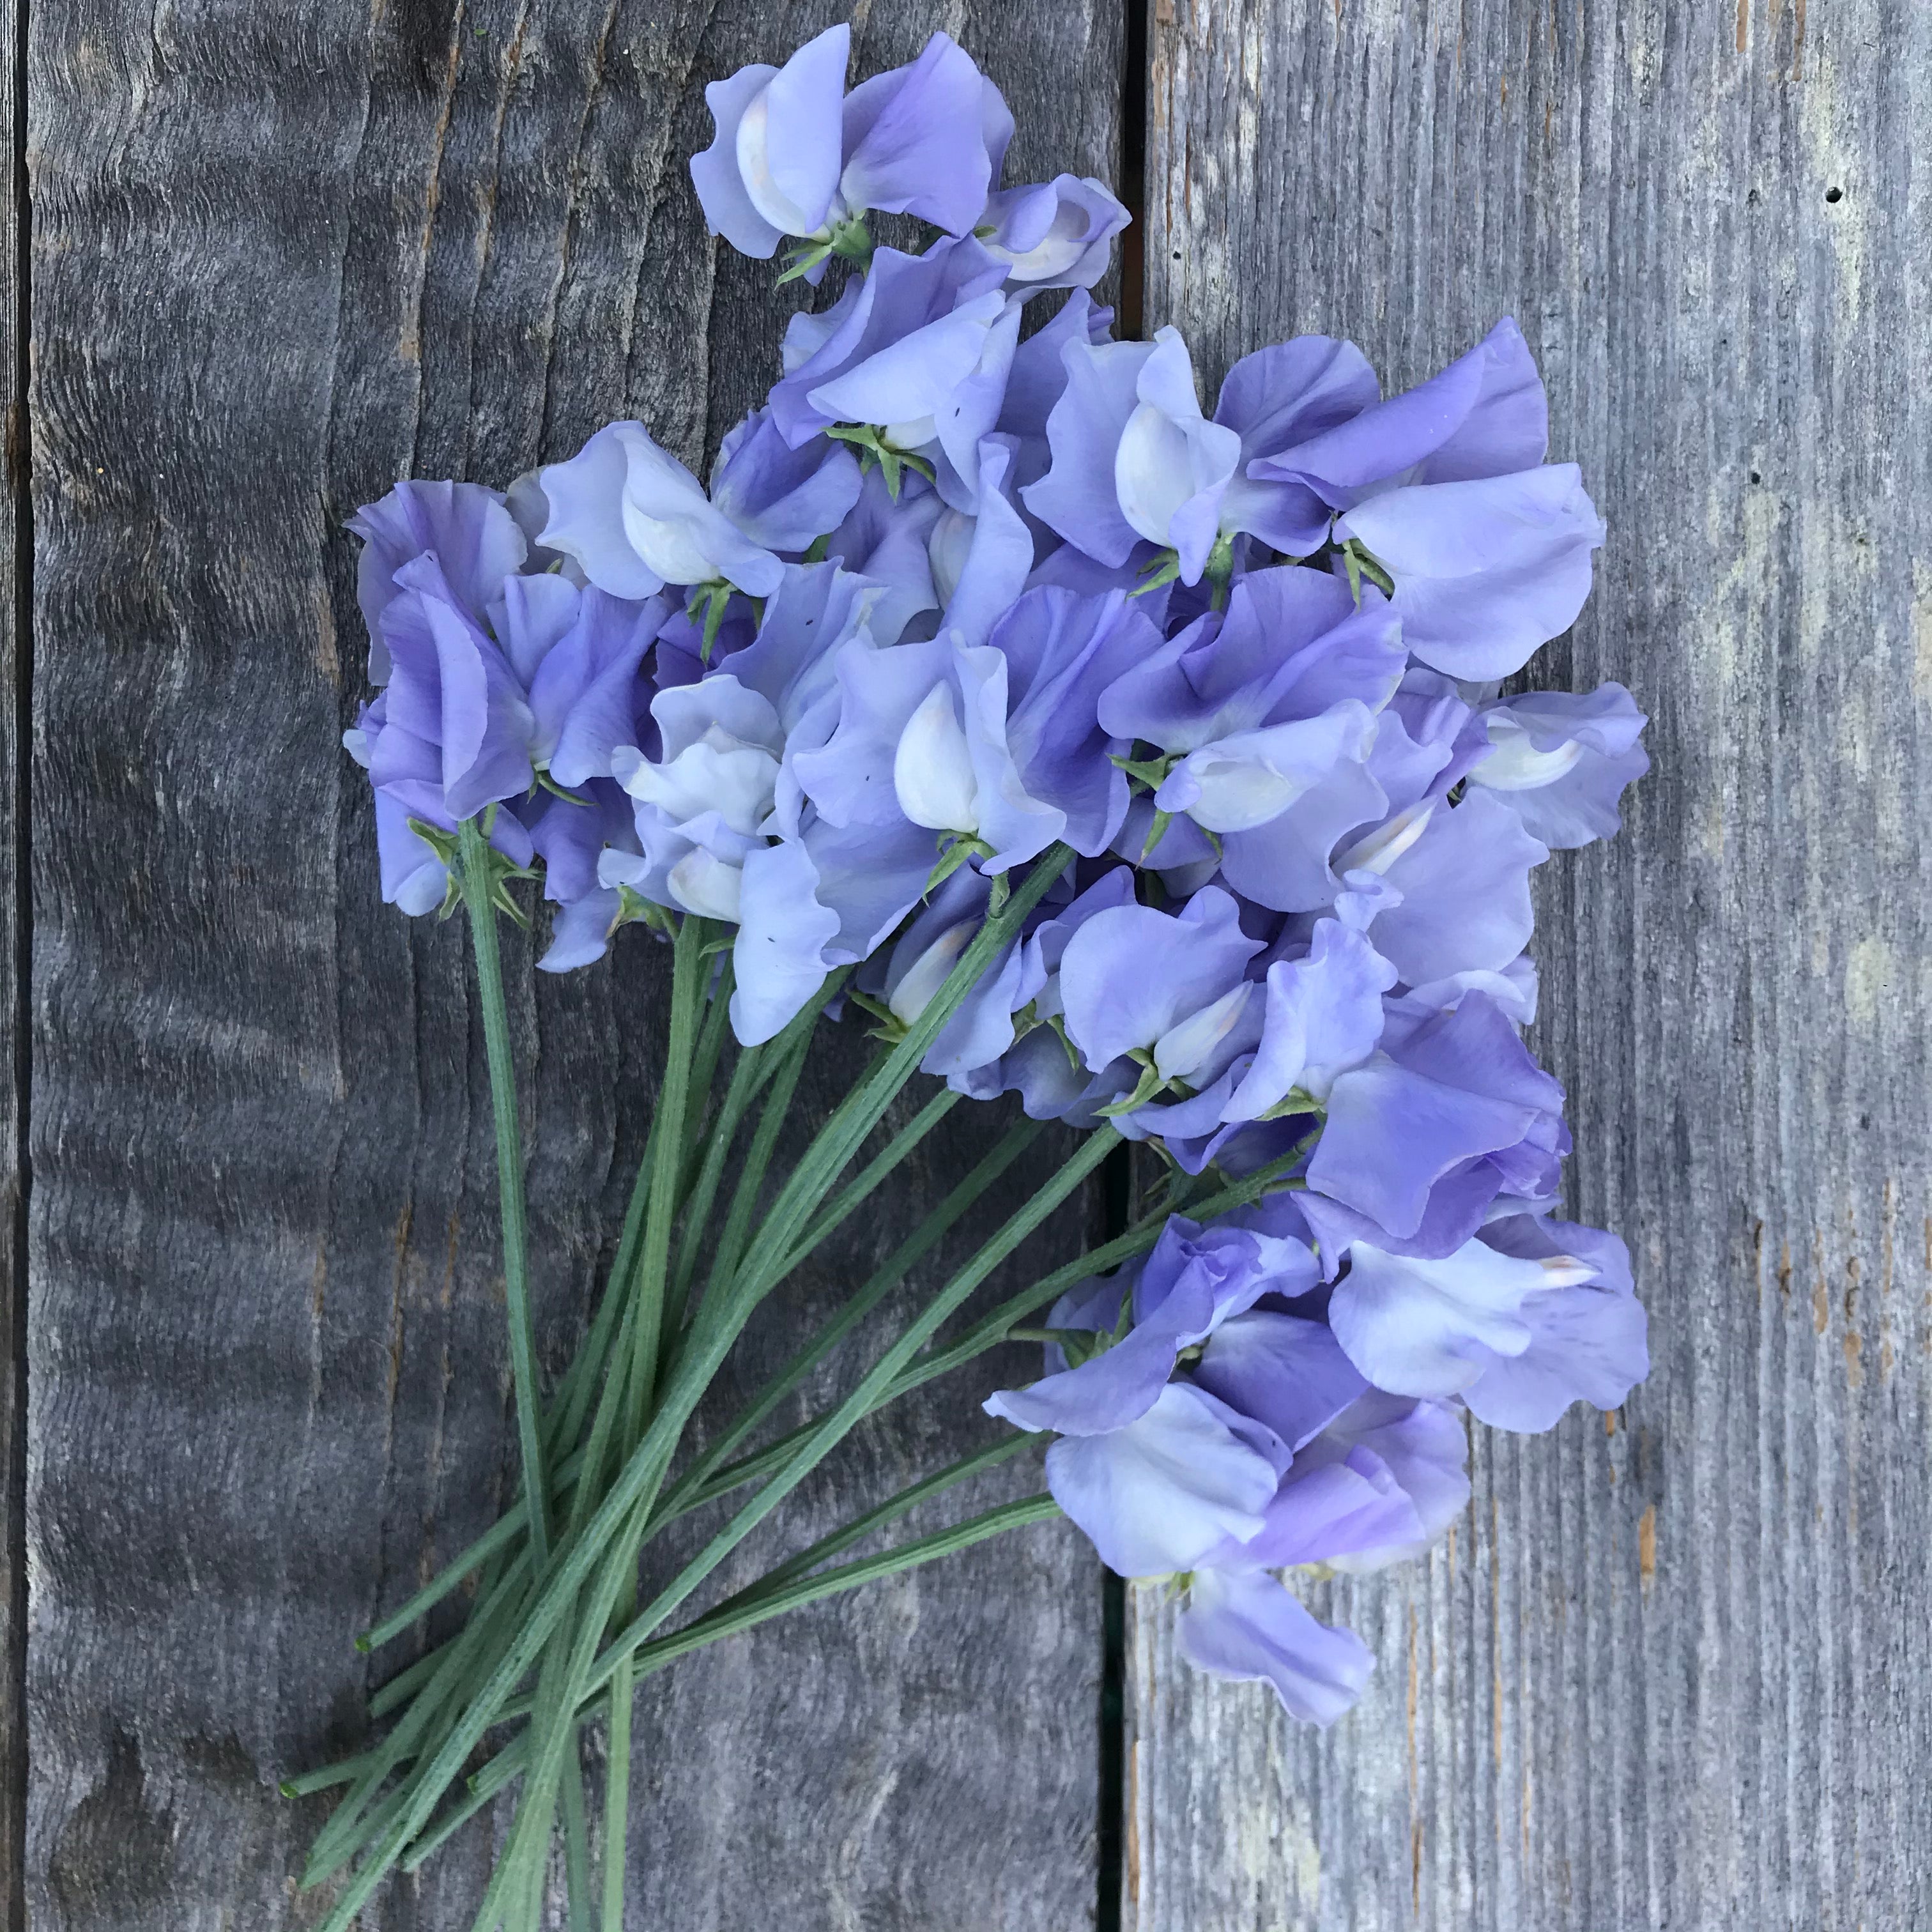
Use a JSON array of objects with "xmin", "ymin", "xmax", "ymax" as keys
[
  {"xmin": 20, "ymin": 4, "xmax": 1119, "ymax": 1927},
  {"xmin": 0, "ymin": 0, "xmax": 21, "ymax": 1922},
  {"xmin": 1132, "ymin": 1, "xmax": 1932, "ymax": 1927}
]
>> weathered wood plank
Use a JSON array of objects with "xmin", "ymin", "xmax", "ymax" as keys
[
  {"xmin": 23, "ymin": 4, "xmax": 1121, "ymax": 1926},
  {"xmin": 1130, "ymin": 2, "xmax": 1932, "ymax": 1927},
  {"xmin": 0, "ymin": 0, "xmax": 22, "ymax": 1922}
]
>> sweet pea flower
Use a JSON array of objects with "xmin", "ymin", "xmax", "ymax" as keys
[
  {"xmin": 1468, "ymin": 682, "xmax": 1650, "ymax": 849},
  {"xmin": 692, "ymin": 27, "xmax": 1012, "ymax": 266},
  {"xmin": 794, "ymin": 585, "xmax": 1155, "ymax": 874},
  {"xmin": 1057, "ymin": 884, "xmax": 1262, "ymax": 1092},
  {"xmin": 608, "ymin": 562, "xmax": 888, "ymax": 930},
  {"xmin": 821, "ymin": 466, "xmax": 944, "ymax": 640},
  {"xmin": 537, "ymin": 417, "xmax": 859, "ymax": 601},
  {"xmin": 1173, "ymin": 1385, "xmax": 1469, "ymax": 1721},
  {"xmin": 349, "ymin": 479, "xmax": 528, "ymax": 684},
  {"xmin": 1024, "ymin": 326, "xmax": 1241, "ymax": 585},
  {"xmin": 530, "ymin": 778, "xmax": 644, "ymax": 973},
  {"xmin": 1300, "ymin": 990, "xmax": 1569, "ymax": 1263},
  {"xmin": 927, "ymin": 436, "xmax": 1035, "ymax": 645},
  {"xmin": 769, "ymin": 240, "xmax": 1021, "ymax": 509},
  {"xmin": 1220, "ymin": 919, "xmax": 1396, "ymax": 1123},
  {"xmin": 1244, "ymin": 319, "xmax": 1605, "ymax": 678},
  {"xmin": 1327, "ymin": 1215, "xmax": 1645, "ymax": 1431},
  {"xmin": 978, "ymin": 175, "xmax": 1130, "ymax": 290}
]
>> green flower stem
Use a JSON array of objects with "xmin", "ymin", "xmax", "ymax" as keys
[
  {"xmin": 597, "ymin": 912, "xmax": 706, "ymax": 1932},
  {"xmin": 662, "ymin": 1026, "xmax": 779, "ymax": 1335},
  {"xmin": 280, "ymin": 1751, "xmax": 380, "ymax": 1800},
  {"xmin": 303, "ymin": 1546, "xmax": 535, "ymax": 1883},
  {"xmin": 561, "ymin": 1763, "xmax": 594, "ymax": 1932},
  {"xmin": 672, "ymin": 1137, "xmax": 1317, "ymax": 1520},
  {"xmin": 525, "ymin": 1123, "xmax": 1118, "ymax": 1825},
  {"xmin": 459, "ymin": 1488, "xmax": 1064, "ymax": 1810},
  {"xmin": 693, "ymin": 1432, "xmax": 1036, "ymax": 1621},
  {"xmin": 686, "ymin": 1015, "xmax": 829, "ymax": 1334},
  {"xmin": 308, "ymin": 851, "xmax": 1071, "ymax": 1932},
  {"xmin": 457, "ymin": 816, "xmax": 552, "ymax": 1568},
  {"xmin": 648, "ymin": 1117, "xmax": 1043, "ymax": 1532},
  {"xmin": 678, "ymin": 952, "xmax": 737, "ymax": 1190},
  {"xmin": 615, "ymin": 1492, "xmax": 1061, "ymax": 1681},
  {"xmin": 627, "ymin": 914, "xmax": 708, "ymax": 1446},
  {"xmin": 770, "ymin": 1087, "xmax": 960, "ymax": 1279},
  {"xmin": 367, "ymin": 1641, "xmax": 453, "ymax": 1722}
]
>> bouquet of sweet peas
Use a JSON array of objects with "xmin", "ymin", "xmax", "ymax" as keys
[{"xmin": 294, "ymin": 22, "xmax": 1652, "ymax": 1928}]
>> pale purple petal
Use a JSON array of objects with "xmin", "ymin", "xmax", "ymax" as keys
[
  {"xmin": 349, "ymin": 480, "xmax": 528, "ymax": 684},
  {"xmin": 1372, "ymin": 790, "xmax": 1548, "ymax": 985},
  {"xmin": 1176, "ymin": 1570, "xmax": 1374, "ymax": 1726},
  {"xmin": 839, "ymin": 32, "xmax": 995, "ymax": 234},
  {"xmin": 1044, "ymin": 1383, "xmax": 1280, "ymax": 1577},
  {"xmin": 1337, "ymin": 464, "xmax": 1605, "ymax": 680}
]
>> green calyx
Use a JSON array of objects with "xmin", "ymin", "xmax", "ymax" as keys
[
  {"xmin": 1130, "ymin": 548, "xmax": 1182, "ymax": 599},
  {"xmin": 1202, "ymin": 532, "xmax": 1237, "ymax": 610},
  {"xmin": 1095, "ymin": 1052, "xmax": 1170, "ymax": 1119},
  {"xmin": 684, "ymin": 579, "xmax": 740, "ymax": 662},
  {"xmin": 924, "ymin": 832, "xmax": 1013, "ymax": 913},
  {"xmin": 1009, "ymin": 1291, "xmax": 1135, "ymax": 1370},
  {"xmin": 615, "ymin": 883, "xmax": 677, "ymax": 940},
  {"xmin": 776, "ymin": 213, "xmax": 875, "ymax": 286},
  {"xmin": 1254, "ymin": 1085, "xmax": 1324, "ymax": 1124},
  {"xmin": 1339, "ymin": 535, "xmax": 1394, "ymax": 605},
  {"xmin": 411, "ymin": 811, "xmax": 537, "ymax": 927},
  {"xmin": 825, "ymin": 424, "xmax": 935, "ymax": 500}
]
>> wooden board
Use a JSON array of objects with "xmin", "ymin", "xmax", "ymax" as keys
[
  {"xmin": 21, "ymin": 4, "xmax": 1121, "ymax": 1926},
  {"xmin": 0, "ymin": 0, "xmax": 21, "ymax": 1924},
  {"xmin": 1130, "ymin": 1, "xmax": 1932, "ymax": 1926}
]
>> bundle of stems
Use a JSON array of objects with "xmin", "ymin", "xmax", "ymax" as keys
[{"xmin": 289, "ymin": 826, "xmax": 1309, "ymax": 1929}]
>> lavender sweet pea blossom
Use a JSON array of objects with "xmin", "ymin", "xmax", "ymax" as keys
[
  {"xmin": 1025, "ymin": 327, "xmax": 1241, "ymax": 585},
  {"xmin": 769, "ymin": 239, "xmax": 1020, "ymax": 507},
  {"xmin": 795, "ymin": 585, "xmax": 1154, "ymax": 875},
  {"xmin": 1328, "ymin": 1215, "xmax": 1646, "ymax": 1431},
  {"xmin": 1244, "ymin": 319, "xmax": 1606, "ymax": 678},
  {"xmin": 537, "ymin": 417, "xmax": 859, "ymax": 602},
  {"xmin": 986, "ymin": 1208, "xmax": 1471, "ymax": 1722},
  {"xmin": 1057, "ymin": 885, "xmax": 1262, "ymax": 1091},
  {"xmin": 979, "ymin": 175, "xmax": 1130, "ymax": 291},
  {"xmin": 691, "ymin": 26, "xmax": 1011, "ymax": 263},
  {"xmin": 349, "ymin": 479, "xmax": 527, "ymax": 684},
  {"xmin": 1300, "ymin": 991, "xmax": 1570, "ymax": 1262},
  {"xmin": 1468, "ymin": 683, "xmax": 1650, "ymax": 850}
]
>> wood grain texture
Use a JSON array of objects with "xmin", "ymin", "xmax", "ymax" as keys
[
  {"xmin": 22, "ymin": 3, "xmax": 1120, "ymax": 1926},
  {"xmin": 1132, "ymin": 2, "xmax": 1932, "ymax": 1927},
  {"xmin": 0, "ymin": 0, "xmax": 20, "ymax": 1922}
]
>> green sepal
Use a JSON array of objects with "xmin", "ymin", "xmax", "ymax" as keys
[
  {"xmin": 802, "ymin": 533, "xmax": 832, "ymax": 564},
  {"xmin": 1138, "ymin": 807, "xmax": 1176, "ymax": 864},
  {"xmin": 775, "ymin": 216, "xmax": 870, "ymax": 286},
  {"xmin": 616, "ymin": 884, "xmax": 675, "ymax": 939},
  {"xmin": 1096, "ymin": 1058, "xmax": 1169, "ymax": 1119},
  {"xmin": 1129, "ymin": 548, "xmax": 1182, "ymax": 598},
  {"xmin": 844, "ymin": 988, "xmax": 907, "ymax": 1045},
  {"xmin": 1255, "ymin": 1087, "xmax": 1324, "ymax": 1124},
  {"xmin": 1110, "ymin": 751, "xmax": 1174, "ymax": 792},
  {"xmin": 776, "ymin": 242, "xmax": 834, "ymax": 287},
  {"xmin": 924, "ymin": 832, "xmax": 992, "ymax": 898},
  {"xmin": 826, "ymin": 424, "xmax": 935, "ymax": 500},
  {"xmin": 685, "ymin": 579, "xmax": 736, "ymax": 663},
  {"xmin": 1339, "ymin": 536, "xmax": 1394, "ymax": 605},
  {"xmin": 406, "ymin": 815, "xmax": 461, "ymax": 868},
  {"xmin": 1202, "ymin": 532, "xmax": 1237, "ymax": 611},
  {"xmin": 535, "ymin": 769, "xmax": 592, "ymax": 807}
]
